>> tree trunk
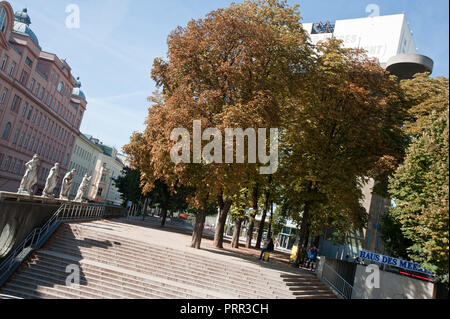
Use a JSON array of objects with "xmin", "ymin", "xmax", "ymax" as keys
[
  {"xmin": 191, "ymin": 209, "xmax": 207, "ymax": 249},
  {"xmin": 255, "ymin": 189, "xmax": 270, "ymax": 249},
  {"xmin": 190, "ymin": 196, "xmax": 209, "ymax": 249},
  {"xmin": 232, "ymin": 219, "xmax": 242, "ymax": 248},
  {"xmin": 142, "ymin": 197, "xmax": 148, "ymax": 221},
  {"xmin": 267, "ymin": 201, "xmax": 273, "ymax": 238},
  {"xmin": 160, "ymin": 186, "xmax": 170, "ymax": 227},
  {"xmin": 214, "ymin": 194, "xmax": 232, "ymax": 248},
  {"xmin": 246, "ymin": 184, "xmax": 259, "ymax": 248},
  {"xmin": 313, "ymin": 236, "xmax": 320, "ymax": 247},
  {"xmin": 293, "ymin": 201, "xmax": 311, "ymax": 267}
]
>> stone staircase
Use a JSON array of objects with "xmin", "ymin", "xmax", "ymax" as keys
[{"xmin": 0, "ymin": 220, "xmax": 337, "ymax": 299}]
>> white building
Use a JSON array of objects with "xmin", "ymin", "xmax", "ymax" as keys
[
  {"xmin": 303, "ymin": 14, "xmax": 416, "ymax": 65},
  {"xmin": 303, "ymin": 14, "xmax": 432, "ymax": 79},
  {"xmin": 68, "ymin": 133, "xmax": 102, "ymax": 200},
  {"xmin": 86, "ymin": 138, "xmax": 124, "ymax": 206}
]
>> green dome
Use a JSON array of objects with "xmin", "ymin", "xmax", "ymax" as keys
[
  {"xmin": 13, "ymin": 9, "xmax": 40, "ymax": 48},
  {"xmin": 72, "ymin": 77, "xmax": 86, "ymax": 101}
]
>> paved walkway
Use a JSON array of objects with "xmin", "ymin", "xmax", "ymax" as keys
[{"xmin": 112, "ymin": 216, "xmax": 314, "ymax": 277}]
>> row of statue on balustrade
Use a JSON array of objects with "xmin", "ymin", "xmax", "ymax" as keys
[{"xmin": 17, "ymin": 154, "xmax": 91, "ymax": 203}]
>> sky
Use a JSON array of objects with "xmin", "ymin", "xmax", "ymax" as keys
[{"xmin": 8, "ymin": 0, "xmax": 449, "ymax": 152}]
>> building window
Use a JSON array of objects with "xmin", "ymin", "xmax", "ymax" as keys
[
  {"xmin": 29, "ymin": 137, "xmax": 34, "ymax": 151},
  {"xmin": 0, "ymin": 6, "xmax": 7, "ymax": 33},
  {"xmin": 21, "ymin": 103, "xmax": 28, "ymax": 117},
  {"xmin": 2, "ymin": 122, "xmax": 11, "ymax": 140},
  {"xmin": 0, "ymin": 88, "xmax": 7, "ymax": 103},
  {"xmin": 23, "ymin": 135, "xmax": 29, "ymax": 148},
  {"xmin": 27, "ymin": 106, "xmax": 33, "ymax": 120},
  {"xmin": 1, "ymin": 156, "xmax": 10, "ymax": 171},
  {"xmin": 57, "ymin": 81, "xmax": 64, "ymax": 93},
  {"xmin": 34, "ymin": 83, "xmax": 40, "ymax": 96},
  {"xmin": 9, "ymin": 62, "xmax": 15, "ymax": 76},
  {"xmin": 12, "ymin": 129, "xmax": 19, "ymax": 144},
  {"xmin": 18, "ymin": 132, "xmax": 24, "ymax": 146},
  {"xmin": 9, "ymin": 158, "xmax": 16, "ymax": 173},
  {"xmin": 11, "ymin": 95, "xmax": 20, "ymax": 112},
  {"xmin": 29, "ymin": 78, "xmax": 35, "ymax": 91},
  {"xmin": 0, "ymin": 55, "xmax": 7, "ymax": 70},
  {"xmin": 15, "ymin": 160, "xmax": 22, "ymax": 175},
  {"xmin": 25, "ymin": 57, "xmax": 33, "ymax": 67},
  {"xmin": 20, "ymin": 70, "xmax": 28, "ymax": 85},
  {"xmin": 97, "ymin": 188, "xmax": 103, "ymax": 197}
]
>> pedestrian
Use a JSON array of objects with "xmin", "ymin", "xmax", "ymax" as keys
[
  {"xmin": 259, "ymin": 236, "xmax": 274, "ymax": 261},
  {"xmin": 305, "ymin": 245, "xmax": 319, "ymax": 270}
]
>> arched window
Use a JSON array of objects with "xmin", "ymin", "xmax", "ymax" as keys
[
  {"xmin": 57, "ymin": 81, "xmax": 64, "ymax": 93},
  {"xmin": 2, "ymin": 122, "xmax": 11, "ymax": 140},
  {"xmin": 0, "ymin": 6, "xmax": 8, "ymax": 33}
]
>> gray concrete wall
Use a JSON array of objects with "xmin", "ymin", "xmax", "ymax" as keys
[
  {"xmin": 352, "ymin": 264, "xmax": 435, "ymax": 299},
  {"xmin": 0, "ymin": 194, "xmax": 126, "ymax": 264},
  {"xmin": 0, "ymin": 200, "xmax": 60, "ymax": 263}
]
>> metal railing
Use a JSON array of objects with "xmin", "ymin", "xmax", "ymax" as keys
[
  {"xmin": 322, "ymin": 262, "xmax": 362, "ymax": 299},
  {"xmin": 0, "ymin": 203, "xmax": 104, "ymax": 285}
]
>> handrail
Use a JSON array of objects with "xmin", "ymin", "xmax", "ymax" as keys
[
  {"xmin": 321, "ymin": 262, "xmax": 363, "ymax": 299},
  {"xmin": 0, "ymin": 203, "xmax": 105, "ymax": 285}
]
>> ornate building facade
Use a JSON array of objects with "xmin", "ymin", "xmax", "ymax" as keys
[{"xmin": 0, "ymin": 2, "xmax": 87, "ymax": 194}]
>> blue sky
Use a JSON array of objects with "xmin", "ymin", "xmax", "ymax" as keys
[{"xmin": 8, "ymin": 0, "xmax": 449, "ymax": 152}]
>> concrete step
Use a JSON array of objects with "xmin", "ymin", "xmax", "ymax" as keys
[
  {"xmin": 18, "ymin": 265, "xmax": 176, "ymax": 299},
  {"xmin": 26, "ymin": 254, "xmax": 209, "ymax": 299},
  {"xmin": 48, "ymin": 232, "xmax": 294, "ymax": 296},
  {"xmin": 46, "ymin": 236, "xmax": 293, "ymax": 298},
  {"xmin": 36, "ymin": 249, "xmax": 236, "ymax": 299},
  {"xmin": 2, "ymin": 220, "xmax": 336, "ymax": 299},
  {"xmin": 60, "ymin": 225, "xmax": 283, "ymax": 278},
  {"xmin": 59, "ymin": 225, "xmax": 300, "ymax": 285},
  {"xmin": 38, "ymin": 247, "xmax": 281, "ymax": 299},
  {"xmin": 7, "ymin": 274, "xmax": 137, "ymax": 299}
]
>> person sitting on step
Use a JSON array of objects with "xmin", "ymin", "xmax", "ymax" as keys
[{"xmin": 305, "ymin": 245, "xmax": 319, "ymax": 270}]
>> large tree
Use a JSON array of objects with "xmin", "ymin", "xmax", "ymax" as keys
[
  {"xmin": 386, "ymin": 74, "xmax": 449, "ymax": 285},
  {"xmin": 280, "ymin": 38, "xmax": 407, "ymax": 264},
  {"xmin": 125, "ymin": 0, "xmax": 314, "ymax": 249}
]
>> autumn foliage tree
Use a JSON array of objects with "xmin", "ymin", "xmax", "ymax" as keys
[
  {"xmin": 124, "ymin": 0, "xmax": 314, "ymax": 249},
  {"xmin": 279, "ymin": 38, "xmax": 407, "ymax": 264}
]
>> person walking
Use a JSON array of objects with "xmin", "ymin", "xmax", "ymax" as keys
[{"xmin": 259, "ymin": 236, "xmax": 274, "ymax": 261}]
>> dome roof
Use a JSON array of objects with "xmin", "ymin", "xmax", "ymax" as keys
[
  {"xmin": 14, "ymin": 8, "xmax": 31, "ymax": 25},
  {"xmin": 72, "ymin": 77, "xmax": 86, "ymax": 101},
  {"xmin": 13, "ymin": 9, "xmax": 40, "ymax": 48}
]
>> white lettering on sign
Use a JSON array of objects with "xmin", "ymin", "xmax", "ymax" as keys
[{"xmin": 358, "ymin": 250, "xmax": 433, "ymax": 276}]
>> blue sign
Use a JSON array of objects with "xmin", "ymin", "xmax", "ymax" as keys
[{"xmin": 358, "ymin": 250, "xmax": 434, "ymax": 276}]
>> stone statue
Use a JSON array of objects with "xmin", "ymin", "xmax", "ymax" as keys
[
  {"xmin": 75, "ymin": 174, "xmax": 91, "ymax": 202},
  {"xmin": 59, "ymin": 169, "xmax": 76, "ymax": 200},
  {"xmin": 42, "ymin": 163, "xmax": 60, "ymax": 198},
  {"xmin": 18, "ymin": 154, "xmax": 39, "ymax": 195}
]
